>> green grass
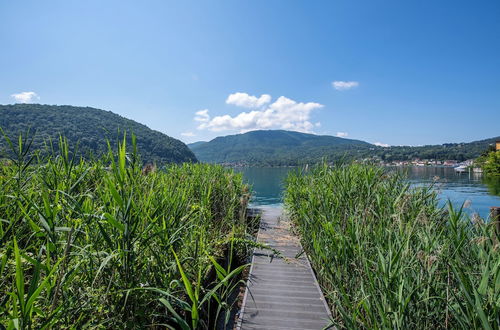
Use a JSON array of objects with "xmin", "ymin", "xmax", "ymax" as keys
[
  {"xmin": 285, "ymin": 163, "xmax": 499, "ymax": 329},
  {"xmin": 0, "ymin": 133, "xmax": 253, "ymax": 329}
]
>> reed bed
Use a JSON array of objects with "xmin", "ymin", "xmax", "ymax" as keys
[
  {"xmin": 285, "ymin": 163, "xmax": 499, "ymax": 329},
  {"xmin": 0, "ymin": 134, "xmax": 253, "ymax": 329}
]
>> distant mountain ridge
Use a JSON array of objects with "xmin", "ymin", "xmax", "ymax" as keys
[
  {"xmin": 189, "ymin": 130, "xmax": 499, "ymax": 165},
  {"xmin": 189, "ymin": 130, "xmax": 372, "ymax": 166},
  {"xmin": 0, "ymin": 104, "xmax": 197, "ymax": 164},
  {"xmin": 187, "ymin": 141, "xmax": 208, "ymax": 149}
]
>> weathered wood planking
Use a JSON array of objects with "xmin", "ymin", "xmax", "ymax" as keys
[{"xmin": 237, "ymin": 206, "xmax": 332, "ymax": 330}]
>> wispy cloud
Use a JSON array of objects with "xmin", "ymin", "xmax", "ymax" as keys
[
  {"xmin": 181, "ymin": 131, "xmax": 196, "ymax": 137},
  {"xmin": 374, "ymin": 142, "xmax": 390, "ymax": 147},
  {"xmin": 11, "ymin": 91, "xmax": 39, "ymax": 103},
  {"xmin": 336, "ymin": 132, "xmax": 348, "ymax": 138},
  {"xmin": 194, "ymin": 109, "xmax": 210, "ymax": 123},
  {"xmin": 196, "ymin": 93, "xmax": 323, "ymax": 133},
  {"xmin": 226, "ymin": 92, "xmax": 271, "ymax": 108},
  {"xmin": 332, "ymin": 81, "xmax": 359, "ymax": 91}
]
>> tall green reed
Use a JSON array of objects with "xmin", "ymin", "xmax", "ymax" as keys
[
  {"xmin": 285, "ymin": 163, "xmax": 499, "ymax": 329},
  {"xmin": 1, "ymin": 133, "xmax": 251, "ymax": 329}
]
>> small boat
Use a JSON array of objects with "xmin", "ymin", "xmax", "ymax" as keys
[{"xmin": 454, "ymin": 165, "xmax": 467, "ymax": 173}]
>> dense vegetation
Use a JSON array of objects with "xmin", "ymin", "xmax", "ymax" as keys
[
  {"xmin": 0, "ymin": 135, "xmax": 254, "ymax": 329},
  {"xmin": 474, "ymin": 146, "xmax": 500, "ymax": 196},
  {"xmin": 477, "ymin": 150, "xmax": 500, "ymax": 177},
  {"xmin": 0, "ymin": 104, "xmax": 197, "ymax": 164},
  {"xmin": 190, "ymin": 130, "xmax": 498, "ymax": 166},
  {"xmin": 189, "ymin": 130, "xmax": 371, "ymax": 166},
  {"xmin": 372, "ymin": 137, "xmax": 500, "ymax": 162},
  {"xmin": 285, "ymin": 164, "xmax": 499, "ymax": 329}
]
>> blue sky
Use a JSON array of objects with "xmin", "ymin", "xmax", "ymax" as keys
[{"xmin": 1, "ymin": 0, "xmax": 499, "ymax": 146}]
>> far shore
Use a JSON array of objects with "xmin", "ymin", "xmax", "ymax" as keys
[{"xmin": 222, "ymin": 163, "xmax": 472, "ymax": 169}]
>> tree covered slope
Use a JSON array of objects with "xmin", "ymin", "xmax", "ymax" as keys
[
  {"xmin": 0, "ymin": 104, "xmax": 197, "ymax": 164},
  {"xmin": 375, "ymin": 137, "xmax": 500, "ymax": 162},
  {"xmin": 189, "ymin": 130, "xmax": 499, "ymax": 165},
  {"xmin": 189, "ymin": 130, "xmax": 372, "ymax": 165}
]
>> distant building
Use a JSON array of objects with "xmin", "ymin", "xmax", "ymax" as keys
[
  {"xmin": 443, "ymin": 160, "xmax": 458, "ymax": 166},
  {"xmin": 496, "ymin": 141, "xmax": 500, "ymax": 151}
]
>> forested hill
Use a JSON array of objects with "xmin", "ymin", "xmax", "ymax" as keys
[
  {"xmin": 0, "ymin": 104, "xmax": 197, "ymax": 164},
  {"xmin": 189, "ymin": 130, "xmax": 499, "ymax": 166},
  {"xmin": 189, "ymin": 130, "xmax": 372, "ymax": 166},
  {"xmin": 374, "ymin": 136, "xmax": 500, "ymax": 162}
]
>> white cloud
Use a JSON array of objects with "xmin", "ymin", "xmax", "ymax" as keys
[
  {"xmin": 374, "ymin": 142, "xmax": 390, "ymax": 147},
  {"xmin": 336, "ymin": 132, "xmax": 348, "ymax": 138},
  {"xmin": 226, "ymin": 92, "xmax": 271, "ymax": 108},
  {"xmin": 196, "ymin": 94, "xmax": 323, "ymax": 133},
  {"xmin": 194, "ymin": 109, "xmax": 210, "ymax": 122},
  {"xmin": 11, "ymin": 91, "xmax": 40, "ymax": 103},
  {"xmin": 332, "ymin": 81, "xmax": 359, "ymax": 91},
  {"xmin": 181, "ymin": 131, "xmax": 196, "ymax": 137}
]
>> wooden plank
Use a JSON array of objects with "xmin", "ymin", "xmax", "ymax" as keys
[{"xmin": 236, "ymin": 206, "xmax": 332, "ymax": 330}]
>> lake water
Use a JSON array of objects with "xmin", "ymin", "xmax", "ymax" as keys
[{"xmin": 235, "ymin": 166, "xmax": 500, "ymax": 220}]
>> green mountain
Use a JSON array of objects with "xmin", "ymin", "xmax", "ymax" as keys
[
  {"xmin": 0, "ymin": 104, "xmax": 197, "ymax": 164},
  {"xmin": 189, "ymin": 130, "xmax": 372, "ymax": 166},
  {"xmin": 189, "ymin": 130, "xmax": 499, "ymax": 166}
]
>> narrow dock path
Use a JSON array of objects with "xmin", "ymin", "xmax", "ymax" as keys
[{"xmin": 237, "ymin": 206, "xmax": 332, "ymax": 330}]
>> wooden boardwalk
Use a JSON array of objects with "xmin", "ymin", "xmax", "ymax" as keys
[{"xmin": 237, "ymin": 206, "xmax": 332, "ymax": 330}]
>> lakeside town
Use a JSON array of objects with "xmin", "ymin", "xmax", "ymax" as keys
[
  {"xmin": 380, "ymin": 158, "xmax": 478, "ymax": 170},
  {"xmin": 379, "ymin": 140, "xmax": 500, "ymax": 171}
]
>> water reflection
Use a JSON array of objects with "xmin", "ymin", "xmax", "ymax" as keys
[
  {"xmin": 236, "ymin": 166, "xmax": 500, "ymax": 219},
  {"xmin": 483, "ymin": 176, "xmax": 500, "ymax": 197},
  {"xmin": 234, "ymin": 167, "xmax": 296, "ymax": 206},
  {"xmin": 393, "ymin": 166, "xmax": 500, "ymax": 219}
]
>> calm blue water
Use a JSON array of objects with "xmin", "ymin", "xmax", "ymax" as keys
[{"xmin": 235, "ymin": 166, "xmax": 500, "ymax": 220}]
